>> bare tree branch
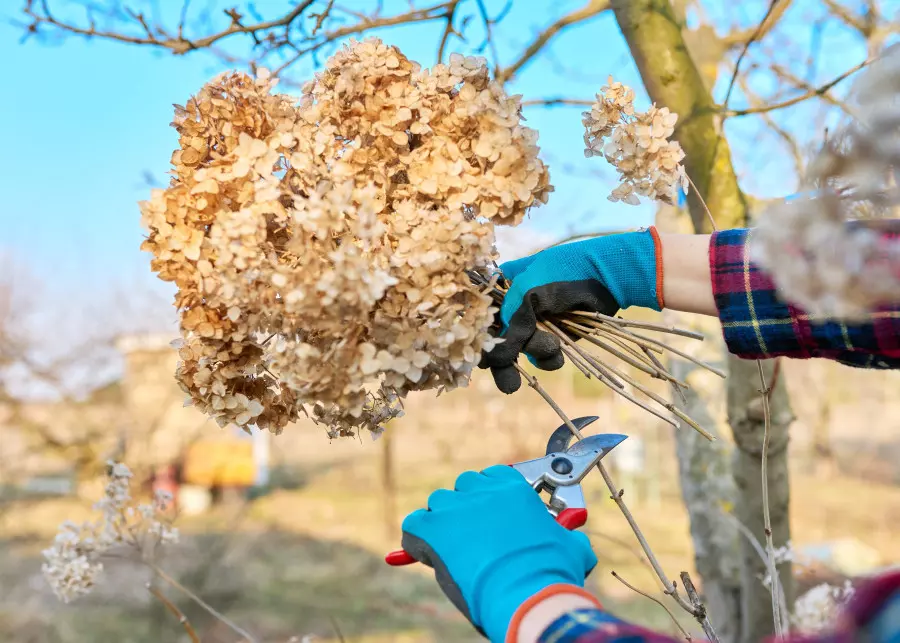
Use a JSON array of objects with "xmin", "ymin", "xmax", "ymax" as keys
[
  {"xmin": 611, "ymin": 571, "xmax": 693, "ymax": 642},
  {"xmin": 768, "ymin": 61, "xmax": 856, "ymax": 115},
  {"xmin": 719, "ymin": 0, "xmax": 794, "ymax": 50},
  {"xmin": 736, "ymin": 76, "xmax": 806, "ymax": 180},
  {"xmin": 310, "ymin": 0, "xmax": 336, "ymax": 36},
  {"xmin": 496, "ymin": 0, "xmax": 610, "ymax": 83},
  {"xmin": 474, "ymin": 0, "xmax": 506, "ymax": 74},
  {"xmin": 522, "ymin": 97, "xmax": 594, "ymax": 107},
  {"xmin": 724, "ymin": 57, "xmax": 873, "ymax": 117},
  {"xmin": 721, "ymin": 0, "xmax": 791, "ymax": 110},
  {"xmin": 23, "ymin": 0, "xmax": 318, "ymax": 54},
  {"xmin": 272, "ymin": 2, "xmax": 454, "ymax": 76},
  {"xmin": 822, "ymin": 0, "xmax": 874, "ymax": 37},
  {"xmin": 437, "ymin": 0, "xmax": 462, "ymax": 63}
]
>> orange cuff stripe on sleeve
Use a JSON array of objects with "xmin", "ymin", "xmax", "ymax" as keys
[
  {"xmin": 505, "ymin": 584, "xmax": 604, "ymax": 643},
  {"xmin": 648, "ymin": 226, "xmax": 665, "ymax": 309}
]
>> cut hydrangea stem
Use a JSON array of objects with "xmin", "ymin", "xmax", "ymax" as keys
[{"xmin": 514, "ymin": 363, "xmax": 719, "ymax": 643}]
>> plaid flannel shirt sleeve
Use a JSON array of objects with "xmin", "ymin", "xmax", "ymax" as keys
[
  {"xmin": 709, "ymin": 228, "xmax": 900, "ymax": 368},
  {"xmin": 536, "ymin": 608, "xmax": 679, "ymax": 643},
  {"xmin": 538, "ymin": 571, "xmax": 900, "ymax": 643}
]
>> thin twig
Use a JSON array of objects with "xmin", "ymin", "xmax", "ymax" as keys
[
  {"xmin": 596, "ymin": 324, "xmax": 726, "ymax": 378},
  {"xmin": 559, "ymin": 344, "xmax": 596, "ymax": 379},
  {"xmin": 757, "ymin": 361, "xmax": 786, "ymax": 639},
  {"xmin": 685, "ymin": 175, "xmax": 717, "ymax": 233},
  {"xmin": 177, "ymin": 0, "xmax": 192, "ymax": 39},
  {"xmin": 541, "ymin": 320, "xmax": 623, "ymax": 382},
  {"xmin": 720, "ymin": 510, "xmax": 789, "ymax": 619},
  {"xmin": 513, "ymin": 364, "xmax": 715, "ymax": 630},
  {"xmin": 611, "ymin": 572, "xmax": 693, "ymax": 642},
  {"xmin": 600, "ymin": 361, "xmax": 713, "ymax": 440},
  {"xmin": 522, "ymin": 97, "xmax": 594, "ymax": 107},
  {"xmin": 558, "ymin": 340, "xmax": 624, "ymax": 388},
  {"xmin": 724, "ymin": 58, "xmax": 874, "ymax": 118},
  {"xmin": 496, "ymin": 0, "xmax": 611, "ymax": 83},
  {"xmin": 680, "ymin": 572, "xmax": 720, "ymax": 643},
  {"xmin": 24, "ymin": 0, "xmax": 317, "ymax": 54},
  {"xmin": 311, "ymin": 0, "xmax": 336, "ymax": 36},
  {"xmin": 566, "ymin": 310, "xmax": 706, "ymax": 340},
  {"xmin": 474, "ymin": 0, "xmax": 501, "ymax": 74},
  {"xmin": 147, "ymin": 584, "xmax": 201, "ymax": 643},
  {"xmin": 436, "ymin": 0, "xmax": 461, "ymax": 62},
  {"xmin": 149, "ymin": 563, "xmax": 257, "ymax": 643},
  {"xmin": 328, "ymin": 615, "xmax": 347, "ymax": 643},
  {"xmin": 561, "ymin": 321, "xmax": 662, "ymax": 377},
  {"xmin": 721, "ymin": 0, "xmax": 784, "ymax": 109}
]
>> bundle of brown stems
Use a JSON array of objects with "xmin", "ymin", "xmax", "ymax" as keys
[{"xmin": 469, "ymin": 270, "xmax": 724, "ymax": 442}]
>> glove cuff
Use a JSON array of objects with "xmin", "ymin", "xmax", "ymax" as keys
[
  {"xmin": 580, "ymin": 227, "xmax": 664, "ymax": 311},
  {"xmin": 612, "ymin": 226, "xmax": 664, "ymax": 311},
  {"xmin": 504, "ymin": 584, "xmax": 604, "ymax": 643},
  {"xmin": 648, "ymin": 226, "xmax": 665, "ymax": 310}
]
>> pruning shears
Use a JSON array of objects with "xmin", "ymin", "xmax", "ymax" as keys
[{"xmin": 385, "ymin": 416, "xmax": 627, "ymax": 566}]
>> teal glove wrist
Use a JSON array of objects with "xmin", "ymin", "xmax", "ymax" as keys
[
  {"xmin": 501, "ymin": 228, "xmax": 663, "ymax": 316},
  {"xmin": 401, "ymin": 466, "xmax": 597, "ymax": 643},
  {"xmin": 480, "ymin": 229, "xmax": 663, "ymax": 394}
]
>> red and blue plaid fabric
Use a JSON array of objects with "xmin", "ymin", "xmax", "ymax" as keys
[
  {"xmin": 537, "ymin": 608, "xmax": 678, "ymax": 643},
  {"xmin": 709, "ymin": 228, "xmax": 900, "ymax": 368},
  {"xmin": 538, "ymin": 225, "xmax": 900, "ymax": 643},
  {"xmin": 538, "ymin": 572, "xmax": 900, "ymax": 643}
]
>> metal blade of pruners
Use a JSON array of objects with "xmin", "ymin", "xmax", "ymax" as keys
[{"xmin": 544, "ymin": 416, "xmax": 627, "ymax": 457}]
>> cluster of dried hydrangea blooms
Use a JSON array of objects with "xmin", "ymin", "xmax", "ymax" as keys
[
  {"xmin": 752, "ymin": 49, "xmax": 900, "ymax": 320},
  {"xmin": 791, "ymin": 581, "xmax": 855, "ymax": 633},
  {"xmin": 43, "ymin": 462, "xmax": 178, "ymax": 603},
  {"xmin": 140, "ymin": 38, "xmax": 551, "ymax": 437},
  {"xmin": 582, "ymin": 76, "xmax": 688, "ymax": 205}
]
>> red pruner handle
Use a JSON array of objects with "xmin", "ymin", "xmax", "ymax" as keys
[
  {"xmin": 385, "ymin": 549, "xmax": 417, "ymax": 566},
  {"xmin": 556, "ymin": 508, "xmax": 588, "ymax": 530}
]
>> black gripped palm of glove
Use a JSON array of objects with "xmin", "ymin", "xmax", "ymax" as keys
[{"xmin": 479, "ymin": 229, "xmax": 664, "ymax": 394}]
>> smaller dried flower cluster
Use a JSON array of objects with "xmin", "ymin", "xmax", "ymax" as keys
[
  {"xmin": 791, "ymin": 581, "xmax": 855, "ymax": 633},
  {"xmin": 582, "ymin": 77, "xmax": 688, "ymax": 205},
  {"xmin": 753, "ymin": 48, "xmax": 900, "ymax": 320},
  {"xmin": 42, "ymin": 462, "xmax": 178, "ymax": 603}
]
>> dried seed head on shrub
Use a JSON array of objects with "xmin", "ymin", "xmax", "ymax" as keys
[
  {"xmin": 752, "ymin": 47, "xmax": 900, "ymax": 320},
  {"xmin": 42, "ymin": 462, "xmax": 177, "ymax": 603},
  {"xmin": 140, "ymin": 38, "xmax": 551, "ymax": 437}
]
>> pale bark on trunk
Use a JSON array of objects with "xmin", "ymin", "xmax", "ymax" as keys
[
  {"xmin": 657, "ymin": 210, "xmax": 743, "ymax": 641},
  {"xmin": 612, "ymin": 2, "xmax": 796, "ymax": 640},
  {"xmin": 727, "ymin": 356, "xmax": 795, "ymax": 643},
  {"xmin": 671, "ymin": 357, "xmax": 742, "ymax": 643}
]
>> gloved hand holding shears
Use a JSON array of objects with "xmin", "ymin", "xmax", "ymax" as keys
[{"xmin": 385, "ymin": 417, "xmax": 627, "ymax": 643}]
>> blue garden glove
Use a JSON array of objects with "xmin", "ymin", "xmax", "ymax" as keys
[
  {"xmin": 481, "ymin": 228, "xmax": 663, "ymax": 394},
  {"xmin": 401, "ymin": 465, "xmax": 598, "ymax": 643}
]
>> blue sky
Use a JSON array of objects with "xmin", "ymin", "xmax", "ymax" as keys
[{"xmin": 0, "ymin": 0, "xmax": 880, "ymax": 330}]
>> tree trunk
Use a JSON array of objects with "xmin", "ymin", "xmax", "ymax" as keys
[
  {"xmin": 657, "ymin": 208, "xmax": 743, "ymax": 639},
  {"xmin": 612, "ymin": 2, "xmax": 796, "ymax": 640},
  {"xmin": 671, "ymin": 356, "xmax": 742, "ymax": 643},
  {"xmin": 727, "ymin": 356, "xmax": 795, "ymax": 642}
]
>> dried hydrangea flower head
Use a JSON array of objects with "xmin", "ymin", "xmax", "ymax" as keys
[
  {"xmin": 43, "ymin": 462, "xmax": 178, "ymax": 603},
  {"xmin": 791, "ymin": 581, "xmax": 854, "ymax": 633},
  {"xmin": 139, "ymin": 38, "xmax": 551, "ymax": 437},
  {"xmin": 582, "ymin": 76, "xmax": 688, "ymax": 205},
  {"xmin": 753, "ymin": 47, "xmax": 900, "ymax": 320}
]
